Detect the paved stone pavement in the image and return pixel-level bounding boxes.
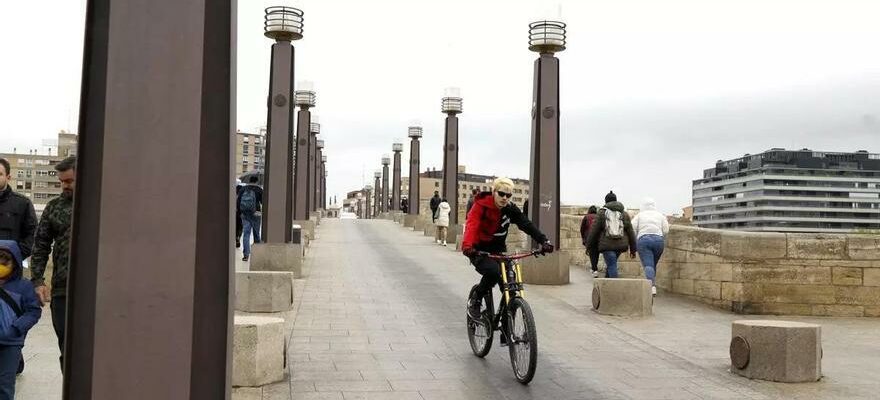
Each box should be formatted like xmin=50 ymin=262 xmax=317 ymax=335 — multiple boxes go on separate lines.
xmin=16 ymin=218 xmax=880 ymax=399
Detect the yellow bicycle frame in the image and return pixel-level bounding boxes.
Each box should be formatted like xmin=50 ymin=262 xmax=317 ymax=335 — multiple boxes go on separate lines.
xmin=500 ymin=261 xmax=526 ymax=305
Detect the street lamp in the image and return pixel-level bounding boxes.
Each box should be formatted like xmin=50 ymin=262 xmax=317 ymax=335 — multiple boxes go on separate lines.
xmin=407 ymin=124 xmax=423 ymax=216
xmin=321 ymin=153 xmax=327 ymax=210
xmin=316 ymin=139 xmax=324 ymax=211
xmin=381 ymin=155 xmax=391 ymax=213
xmin=373 ymin=171 xmax=382 ymax=217
xmin=308 ymin=115 xmax=320 ymax=213
xmin=527 ymin=20 xmax=566 ymax=249
xmin=293 ymin=81 xmax=315 ymax=221
xmin=441 ymin=87 xmax=462 ymax=225
xmin=392 ymin=141 xmax=403 ymax=213
xmin=264 ymin=6 xmax=304 ymax=41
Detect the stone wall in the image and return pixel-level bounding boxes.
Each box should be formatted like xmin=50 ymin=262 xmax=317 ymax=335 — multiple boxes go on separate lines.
xmin=556 ymin=215 xmax=880 ymax=317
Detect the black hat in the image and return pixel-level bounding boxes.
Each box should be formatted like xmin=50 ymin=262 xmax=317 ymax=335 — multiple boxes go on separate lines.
xmin=604 ymin=191 xmax=617 ymax=203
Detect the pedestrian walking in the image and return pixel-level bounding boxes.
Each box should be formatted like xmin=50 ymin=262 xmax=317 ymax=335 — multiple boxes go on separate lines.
xmin=234 ymin=181 xmax=244 ymax=248
xmin=435 ymin=198 xmax=451 ymax=246
xmin=429 ymin=191 xmax=441 ymax=223
xmin=585 ymin=191 xmax=637 ymax=279
xmin=631 ymin=198 xmax=669 ymax=296
xmin=238 ymin=175 xmax=263 ymax=262
xmin=580 ymin=205 xmax=600 ymax=278
xmin=400 ymin=197 xmax=409 ymax=214
xmin=31 ymin=156 xmax=76 ymax=369
xmin=465 ymin=188 xmax=478 ymax=218
xmin=0 ymin=158 xmax=37 ymax=260
xmin=0 ymin=241 xmax=41 ymax=399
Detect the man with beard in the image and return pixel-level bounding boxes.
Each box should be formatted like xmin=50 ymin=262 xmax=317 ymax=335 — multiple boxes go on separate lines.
xmin=31 ymin=156 xmax=76 ymax=369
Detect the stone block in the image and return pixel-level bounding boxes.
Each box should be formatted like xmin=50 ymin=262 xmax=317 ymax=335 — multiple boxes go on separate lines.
xmin=293 ymin=219 xmax=316 ymax=240
xmin=235 ymin=271 xmax=294 ymax=313
xmin=734 ymin=265 xmax=831 ymax=285
xmin=864 ymin=269 xmax=880 ymax=287
xmin=694 ymin=280 xmax=722 ymax=300
xmin=761 ymin=284 xmax=835 ymax=304
xmin=831 ymin=267 xmax=862 ymax=286
xmin=591 ymin=278 xmax=652 ymax=317
xmin=787 ymin=234 xmax=847 ymax=260
xmin=413 ymin=218 xmax=426 ymax=231
xmin=760 ymin=303 xmax=812 ymax=316
xmin=864 ymin=306 xmax=880 ymax=317
xmin=404 ymin=214 xmax=418 ymax=228
xmin=423 ymin=224 xmax=436 ymax=237
xmin=446 ymin=224 xmax=461 ymax=245
xmin=721 ymin=231 xmax=787 ymax=260
xmin=679 ymin=263 xmax=734 ymax=282
xmin=834 ymin=286 xmax=880 ymax=305
xmin=811 ymin=304 xmax=864 ymax=317
xmin=231 ymin=387 xmax=262 ymax=400
xmin=848 ymin=236 xmax=880 ymax=260
xmin=673 ymin=278 xmax=695 ymax=295
xmin=730 ymin=320 xmax=821 ymax=382
xmin=667 ymin=225 xmax=722 ymax=255
xmin=721 ymin=282 xmax=743 ymax=301
xmin=520 ymin=252 xmax=571 ymax=285
xmin=233 ymin=316 xmax=285 ymax=387
xmin=250 ymin=243 xmax=303 ymax=278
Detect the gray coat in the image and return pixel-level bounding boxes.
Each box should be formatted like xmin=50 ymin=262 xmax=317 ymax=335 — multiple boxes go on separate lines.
xmin=585 ymin=201 xmax=637 ymax=253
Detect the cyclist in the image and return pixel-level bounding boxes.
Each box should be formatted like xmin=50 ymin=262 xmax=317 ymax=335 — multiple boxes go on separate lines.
xmin=462 ymin=177 xmax=554 ymax=319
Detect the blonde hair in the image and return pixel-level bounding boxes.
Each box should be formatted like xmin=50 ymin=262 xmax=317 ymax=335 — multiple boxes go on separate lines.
xmin=492 ymin=177 xmax=515 ymax=193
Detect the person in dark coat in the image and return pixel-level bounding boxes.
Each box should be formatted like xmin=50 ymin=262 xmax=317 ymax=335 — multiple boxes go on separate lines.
xmin=585 ymin=191 xmax=637 ymax=278
xmin=0 ymin=159 xmax=37 ymax=259
xmin=429 ymin=191 xmax=441 ymax=222
xmin=580 ymin=205 xmax=600 ymax=277
xmin=465 ymin=188 xmax=478 ymax=219
xmin=0 ymin=241 xmax=42 ymax=399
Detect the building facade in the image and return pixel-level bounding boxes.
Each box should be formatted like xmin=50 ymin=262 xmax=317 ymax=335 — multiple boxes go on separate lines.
xmin=0 ymin=131 xmax=78 ymax=214
xmin=692 ymin=149 xmax=880 ymax=233
xmin=398 ymin=166 xmax=530 ymax=219
xmin=235 ymin=128 xmax=266 ymax=178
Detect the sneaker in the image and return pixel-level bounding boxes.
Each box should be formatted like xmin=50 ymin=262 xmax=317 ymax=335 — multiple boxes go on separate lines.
xmin=467 ymin=297 xmax=482 ymax=320
xmin=235 ymin=240 xmax=241 ymax=248
xmin=442 ymin=241 xmax=447 ymax=246
xmin=651 ymin=286 xmax=657 ymax=296
xmin=591 ymin=270 xmax=599 ymax=278
xmin=242 ymin=255 xmax=249 ymax=262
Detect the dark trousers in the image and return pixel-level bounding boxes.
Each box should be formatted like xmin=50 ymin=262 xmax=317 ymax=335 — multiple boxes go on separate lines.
xmin=51 ymin=296 xmax=66 ymax=370
xmin=470 ymin=256 xmax=502 ymax=298
xmin=587 ymin=248 xmax=600 ymax=272
xmin=0 ymin=345 xmax=22 ymax=400
xmin=235 ymin=211 xmax=243 ymax=244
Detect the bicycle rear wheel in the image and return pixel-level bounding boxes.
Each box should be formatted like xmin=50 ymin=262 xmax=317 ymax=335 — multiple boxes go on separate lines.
xmin=506 ymin=297 xmax=537 ymax=384
xmin=466 ymin=285 xmax=493 ymax=358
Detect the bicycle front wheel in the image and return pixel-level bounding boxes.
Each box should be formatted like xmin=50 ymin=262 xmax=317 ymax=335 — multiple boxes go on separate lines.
xmin=506 ymin=297 xmax=537 ymax=384
xmin=467 ymin=285 xmax=493 ymax=358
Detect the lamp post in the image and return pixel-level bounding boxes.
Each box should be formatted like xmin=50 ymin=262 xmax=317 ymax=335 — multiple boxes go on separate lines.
xmin=308 ymin=117 xmax=320 ymax=213
xmin=392 ymin=141 xmax=403 ymax=213
xmin=316 ymin=139 xmax=324 ymax=210
xmin=381 ymin=155 xmax=391 ymax=213
xmin=262 ymin=6 xmax=303 ymax=244
xmin=321 ymin=154 xmax=327 ymax=209
xmin=373 ymin=171 xmax=381 ymax=218
xmin=356 ymin=192 xmax=363 ymax=219
xmin=293 ymin=81 xmax=315 ymax=221
xmin=527 ymin=20 xmax=565 ymax=248
xmin=408 ymin=125 xmax=422 ymax=216
xmin=441 ymin=87 xmax=462 ymax=224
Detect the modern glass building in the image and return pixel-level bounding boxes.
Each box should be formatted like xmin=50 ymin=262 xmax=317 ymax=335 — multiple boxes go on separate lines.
xmin=692 ymin=149 xmax=880 ymax=233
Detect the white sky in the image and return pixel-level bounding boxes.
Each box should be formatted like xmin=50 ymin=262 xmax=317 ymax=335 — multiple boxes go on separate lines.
xmin=1 ymin=0 xmax=878 ymax=213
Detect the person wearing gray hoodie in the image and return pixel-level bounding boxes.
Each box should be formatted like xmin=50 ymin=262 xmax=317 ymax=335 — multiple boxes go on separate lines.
xmin=631 ymin=198 xmax=670 ymax=296
xmin=585 ymin=191 xmax=637 ymax=278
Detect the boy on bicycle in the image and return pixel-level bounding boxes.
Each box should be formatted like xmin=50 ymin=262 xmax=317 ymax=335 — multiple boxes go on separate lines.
xmin=462 ymin=177 xmax=554 ymax=319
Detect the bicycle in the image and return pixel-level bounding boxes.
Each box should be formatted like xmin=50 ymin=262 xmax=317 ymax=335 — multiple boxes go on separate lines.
xmin=466 ymin=249 xmax=545 ymax=384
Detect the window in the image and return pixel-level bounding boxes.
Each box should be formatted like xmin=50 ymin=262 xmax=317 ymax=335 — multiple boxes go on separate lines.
xmin=36 ymin=170 xmax=49 ymax=177
xmin=16 ymin=171 xmax=23 ymax=178
xmin=24 ymin=182 xmax=31 ymax=190
xmin=16 ymin=182 xmax=23 ymax=190
xmin=35 ymin=181 xmax=47 ymax=188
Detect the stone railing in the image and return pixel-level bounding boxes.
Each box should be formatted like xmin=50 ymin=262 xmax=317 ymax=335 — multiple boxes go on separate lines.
xmin=556 ymin=214 xmax=880 ymax=317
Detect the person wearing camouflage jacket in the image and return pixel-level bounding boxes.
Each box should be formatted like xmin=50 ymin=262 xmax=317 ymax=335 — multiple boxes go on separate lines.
xmin=30 ymin=156 xmax=75 ymax=368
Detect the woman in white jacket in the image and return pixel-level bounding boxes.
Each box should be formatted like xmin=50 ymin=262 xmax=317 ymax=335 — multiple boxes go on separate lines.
xmin=435 ymin=199 xmax=451 ymax=246
xmin=631 ymin=198 xmax=669 ymax=296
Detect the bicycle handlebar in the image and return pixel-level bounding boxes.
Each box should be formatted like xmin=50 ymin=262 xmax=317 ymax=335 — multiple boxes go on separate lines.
xmin=476 ymin=249 xmax=547 ymax=260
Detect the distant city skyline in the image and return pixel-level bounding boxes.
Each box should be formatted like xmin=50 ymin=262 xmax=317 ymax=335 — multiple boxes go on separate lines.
xmin=2 ymin=0 xmax=878 ymax=214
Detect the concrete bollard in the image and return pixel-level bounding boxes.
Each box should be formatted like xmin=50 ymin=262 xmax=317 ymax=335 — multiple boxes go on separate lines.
xmin=424 ymin=223 xmax=437 ymax=238
xmin=233 ymin=316 xmax=285 ymax=387
xmin=730 ymin=320 xmax=822 ymax=382
xmin=293 ymin=219 xmax=315 ymax=242
xmin=404 ymin=214 xmax=418 ymax=228
xmin=235 ymin=271 xmax=294 ymax=313
xmin=413 ymin=218 xmax=426 ymax=231
xmin=519 ymin=252 xmax=571 ymax=285
xmin=250 ymin=243 xmax=302 ymax=278
xmin=591 ymin=278 xmax=652 ymax=317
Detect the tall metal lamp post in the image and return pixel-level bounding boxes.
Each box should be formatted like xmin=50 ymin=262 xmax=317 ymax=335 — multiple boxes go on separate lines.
xmin=308 ymin=116 xmax=320 ymax=213
xmin=373 ymin=171 xmax=381 ymax=217
xmin=441 ymin=87 xmax=462 ymax=224
xmin=293 ymin=81 xmax=315 ymax=221
xmin=381 ymin=155 xmax=391 ymax=213
xmin=321 ymin=154 xmax=327 ymax=209
xmin=316 ymin=139 xmax=324 ymax=210
xmin=407 ymin=124 xmax=422 ymax=216
xmin=392 ymin=141 xmax=403 ymax=213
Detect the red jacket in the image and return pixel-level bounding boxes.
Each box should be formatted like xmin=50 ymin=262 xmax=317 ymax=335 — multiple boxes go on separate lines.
xmin=462 ymin=192 xmax=547 ymax=254
xmin=580 ymin=213 xmax=596 ymax=246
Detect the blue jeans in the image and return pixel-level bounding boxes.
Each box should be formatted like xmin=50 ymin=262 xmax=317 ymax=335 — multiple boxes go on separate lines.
xmin=637 ymin=235 xmax=665 ymax=285
xmin=241 ymin=212 xmax=262 ymax=256
xmin=603 ymin=251 xmax=621 ymax=278
xmin=0 ymin=345 xmax=22 ymax=400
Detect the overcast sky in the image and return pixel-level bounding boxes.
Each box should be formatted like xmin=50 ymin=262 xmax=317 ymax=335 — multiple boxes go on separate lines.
xmin=1 ymin=0 xmax=878 ymax=213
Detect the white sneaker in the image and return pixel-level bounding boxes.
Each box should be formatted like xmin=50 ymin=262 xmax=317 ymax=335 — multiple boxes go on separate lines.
xmin=436 ymin=239 xmax=441 ymax=244
xmin=442 ymin=241 xmax=447 ymax=246
xmin=591 ymin=271 xmax=599 ymax=278
xmin=651 ymin=286 xmax=657 ymax=296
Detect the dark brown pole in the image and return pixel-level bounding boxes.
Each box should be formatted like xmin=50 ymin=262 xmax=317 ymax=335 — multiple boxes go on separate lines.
xmin=292 ymin=109 xmax=311 ymax=220
xmin=442 ymin=115 xmax=460 ymax=224
xmin=262 ymin=40 xmax=295 ymax=243
xmin=308 ymin=126 xmax=319 ymax=212
xmin=408 ymin=131 xmax=421 ymax=216
xmin=315 ymin=145 xmax=323 ymax=210
xmin=373 ymin=173 xmax=381 ymax=217
xmin=381 ymin=158 xmax=390 ymax=213
xmin=65 ymin=0 xmax=235 ymax=398
xmin=392 ymin=147 xmax=402 ymax=212
xmin=528 ymin=52 xmax=561 ymax=248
